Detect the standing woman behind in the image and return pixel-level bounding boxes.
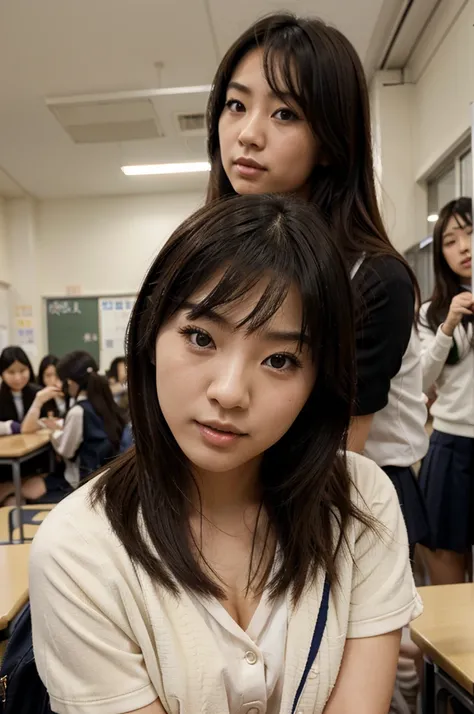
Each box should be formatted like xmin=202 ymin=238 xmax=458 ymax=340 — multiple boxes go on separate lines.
xmin=206 ymin=13 xmax=429 ymax=551
xmin=418 ymin=198 xmax=474 ymax=584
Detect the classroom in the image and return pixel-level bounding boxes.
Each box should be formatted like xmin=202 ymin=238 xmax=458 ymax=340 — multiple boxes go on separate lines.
xmin=0 ymin=1 xmax=473 ymax=713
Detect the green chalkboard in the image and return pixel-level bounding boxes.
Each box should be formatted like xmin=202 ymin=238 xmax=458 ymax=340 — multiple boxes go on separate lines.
xmin=46 ymin=298 xmax=100 ymax=363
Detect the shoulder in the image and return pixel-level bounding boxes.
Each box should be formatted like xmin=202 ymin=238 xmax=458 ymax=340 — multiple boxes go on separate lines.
xmin=66 ymin=402 xmax=85 ymax=421
xmin=30 ymin=476 xmax=120 ymax=573
xmin=345 ymin=451 xmax=401 ymax=526
xmin=355 ymin=255 xmax=413 ymax=295
xmin=418 ymin=301 xmax=431 ymax=325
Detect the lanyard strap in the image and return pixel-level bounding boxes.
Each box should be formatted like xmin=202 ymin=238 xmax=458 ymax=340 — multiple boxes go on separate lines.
xmin=291 ymin=575 xmax=330 ymax=714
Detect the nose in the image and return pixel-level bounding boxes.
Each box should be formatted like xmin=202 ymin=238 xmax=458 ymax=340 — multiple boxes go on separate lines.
xmin=460 ymin=234 xmax=471 ymax=254
xmin=238 ymin=111 xmax=266 ymax=150
xmin=206 ymin=358 xmax=250 ymax=411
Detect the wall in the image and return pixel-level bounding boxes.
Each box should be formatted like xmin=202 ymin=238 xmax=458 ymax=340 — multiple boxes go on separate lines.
xmin=371 ymin=0 xmax=474 ymax=253
xmin=37 ymin=192 xmax=204 ymax=297
xmin=0 ymin=197 xmax=9 ymax=285
xmin=408 ymin=0 xmax=474 ymax=181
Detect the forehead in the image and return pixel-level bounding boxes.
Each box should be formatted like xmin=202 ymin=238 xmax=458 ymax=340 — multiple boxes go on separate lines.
xmin=443 ymin=214 xmax=470 ymax=236
xmin=188 ymin=274 xmax=303 ymax=330
xmin=7 ymin=361 xmax=26 ymax=370
xmin=229 ymin=47 xmax=292 ymax=95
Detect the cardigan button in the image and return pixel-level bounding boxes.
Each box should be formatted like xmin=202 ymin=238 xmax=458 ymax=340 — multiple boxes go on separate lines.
xmin=245 ymin=650 xmax=258 ymax=665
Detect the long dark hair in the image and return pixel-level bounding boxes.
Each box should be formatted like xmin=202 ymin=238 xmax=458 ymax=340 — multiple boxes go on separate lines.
xmin=37 ymin=354 xmax=59 ymax=387
xmin=0 ymin=346 xmax=37 ymax=422
xmin=206 ymin=13 xmax=414 ymax=280
xmin=423 ymin=197 xmax=472 ymax=333
xmin=57 ymin=351 xmax=126 ymax=450
xmin=92 ymin=194 xmax=374 ymax=604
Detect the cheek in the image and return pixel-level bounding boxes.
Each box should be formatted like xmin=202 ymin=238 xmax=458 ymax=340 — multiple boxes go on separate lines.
xmin=218 ymin=116 xmax=232 ymax=161
xmin=260 ymin=373 xmax=315 ymax=441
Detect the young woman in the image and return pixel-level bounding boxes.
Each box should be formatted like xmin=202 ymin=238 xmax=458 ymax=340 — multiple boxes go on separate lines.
xmin=36 ymin=354 xmax=66 ymax=418
xmin=23 ymin=351 xmax=127 ymax=487
xmin=0 ymin=346 xmax=46 ymax=505
xmin=418 ymin=197 xmax=474 ymax=584
xmin=30 ymin=196 xmax=421 ymax=714
xmin=206 ymin=13 xmax=429 ymax=552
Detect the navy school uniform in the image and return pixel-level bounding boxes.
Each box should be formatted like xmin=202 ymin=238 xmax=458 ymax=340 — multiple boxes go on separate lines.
xmin=351 ymin=255 xmax=430 ymax=548
xmin=418 ymin=301 xmax=474 ymax=552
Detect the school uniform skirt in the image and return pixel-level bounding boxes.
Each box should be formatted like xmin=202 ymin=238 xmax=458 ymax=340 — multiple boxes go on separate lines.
xmin=419 ymin=430 xmax=474 ymax=553
xmin=382 ymin=465 xmax=431 ymax=549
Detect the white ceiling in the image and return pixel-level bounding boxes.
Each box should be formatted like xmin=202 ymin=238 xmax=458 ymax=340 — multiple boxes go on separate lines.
xmin=0 ymin=0 xmax=392 ymax=199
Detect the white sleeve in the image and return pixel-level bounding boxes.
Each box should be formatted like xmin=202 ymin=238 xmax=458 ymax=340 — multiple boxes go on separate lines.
xmin=51 ymin=406 xmax=84 ymax=460
xmin=29 ymin=505 xmax=157 ymax=714
xmin=346 ymin=454 xmax=423 ymax=638
xmin=0 ymin=420 xmax=13 ymax=436
xmin=418 ymin=304 xmax=453 ymax=391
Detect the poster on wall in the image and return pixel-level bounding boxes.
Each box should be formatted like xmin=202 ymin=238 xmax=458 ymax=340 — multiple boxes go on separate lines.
xmin=99 ymin=296 xmax=135 ymax=373
xmin=14 ymin=304 xmax=37 ymax=355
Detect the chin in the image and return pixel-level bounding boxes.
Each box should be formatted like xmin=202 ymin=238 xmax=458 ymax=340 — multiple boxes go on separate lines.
xmin=231 ymin=179 xmax=269 ymax=195
xmin=178 ymin=443 xmax=252 ymax=474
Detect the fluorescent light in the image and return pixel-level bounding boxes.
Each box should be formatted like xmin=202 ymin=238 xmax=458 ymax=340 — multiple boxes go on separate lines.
xmin=427 ymin=213 xmax=439 ymax=223
xmin=420 ymin=236 xmax=433 ymax=249
xmin=121 ymin=162 xmax=211 ymax=176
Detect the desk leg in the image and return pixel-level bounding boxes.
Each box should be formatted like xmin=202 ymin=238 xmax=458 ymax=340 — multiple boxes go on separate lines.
xmin=49 ymin=445 xmax=55 ymax=474
xmin=12 ymin=461 xmax=24 ymax=543
xmin=423 ymin=657 xmax=435 ymax=714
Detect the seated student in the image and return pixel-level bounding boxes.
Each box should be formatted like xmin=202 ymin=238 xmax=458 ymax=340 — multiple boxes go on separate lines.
xmin=37 ymin=354 xmax=66 ymax=418
xmin=25 ymin=351 xmax=127 ymax=488
xmin=107 ymin=356 xmax=126 ymax=391
xmin=30 ymin=196 xmax=421 ymax=714
xmin=0 ymin=346 xmax=46 ymax=505
xmin=107 ymin=354 xmax=129 ymax=420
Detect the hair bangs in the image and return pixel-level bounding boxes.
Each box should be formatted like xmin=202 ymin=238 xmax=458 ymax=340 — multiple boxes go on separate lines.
xmin=261 ymin=31 xmax=309 ymax=119
xmin=192 ymin=261 xmax=298 ymax=329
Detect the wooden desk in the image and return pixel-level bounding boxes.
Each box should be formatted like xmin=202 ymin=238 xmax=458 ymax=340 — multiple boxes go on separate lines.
xmin=411 ymin=584 xmax=474 ymax=713
xmin=0 ymin=432 xmax=52 ymax=543
xmin=0 ymin=432 xmax=51 ymax=459
xmin=0 ymin=504 xmax=55 ymax=542
xmin=0 ymin=543 xmax=30 ymax=640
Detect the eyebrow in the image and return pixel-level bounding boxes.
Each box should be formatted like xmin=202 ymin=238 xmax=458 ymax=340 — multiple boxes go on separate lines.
xmin=227 ymin=80 xmax=294 ymax=103
xmin=182 ymin=301 xmax=309 ymax=346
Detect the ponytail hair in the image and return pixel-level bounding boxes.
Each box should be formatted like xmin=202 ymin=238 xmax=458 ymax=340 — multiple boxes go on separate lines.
xmin=57 ymin=351 xmax=126 ymax=451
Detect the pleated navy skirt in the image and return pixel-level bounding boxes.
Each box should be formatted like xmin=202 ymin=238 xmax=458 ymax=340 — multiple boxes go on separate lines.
xmin=419 ymin=429 xmax=474 ymax=553
xmin=382 ymin=465 xmax=431 ymax=549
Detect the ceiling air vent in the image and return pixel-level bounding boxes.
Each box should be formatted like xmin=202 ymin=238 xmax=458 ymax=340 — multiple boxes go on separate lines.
xmin=176 ymin=112 xmax=206 ymax=136
xmin=47 ymin=98 xmax=164 ymax=144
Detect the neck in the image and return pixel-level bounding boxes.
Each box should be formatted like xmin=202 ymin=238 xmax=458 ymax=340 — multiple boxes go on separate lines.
xmin=190 ymin=457 xmax=262 ymax=520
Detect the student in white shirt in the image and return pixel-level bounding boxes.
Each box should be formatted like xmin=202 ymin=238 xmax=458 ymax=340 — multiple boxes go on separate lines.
xmin=0 ymin=346 xmax=46 ymax=505
xmin=23 ymin=351 xmax=127 ymax=488
xmin=30 ymin=195 xmax=421 ymax=714
xmin=418 ymin=197 xmax=474 ymax=584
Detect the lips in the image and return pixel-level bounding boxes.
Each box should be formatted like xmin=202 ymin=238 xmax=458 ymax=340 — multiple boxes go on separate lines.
xmin=199 ymin=420 xmax=246 ymax=436
xmin=234 ymin=157 xmax=266 ymax=171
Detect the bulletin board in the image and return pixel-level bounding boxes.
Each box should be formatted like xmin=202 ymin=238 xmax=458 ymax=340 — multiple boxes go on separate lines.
xmin=46 ymin=297 xmax=100 ymax=364
xmin=98 ymin=295 xmax=135 ymax=372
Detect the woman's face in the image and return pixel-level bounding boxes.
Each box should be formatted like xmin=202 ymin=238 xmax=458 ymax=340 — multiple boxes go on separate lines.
xmin=218 ymin=48 xmax=320 ymax=197
xmin=66 ymin=379 xmax=80 ymax=398
xmin=2 ymin=360 xmax=30 ymax=392
xmin=43 ymin=364 xmax=60 ymax=388
xmin=116 ymin=361 xmax=127 ymax=384
xmin=441 ymin=214 xmax=472 ymax=280
xmin=155 ymin=277 xmax=316 ymax=479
